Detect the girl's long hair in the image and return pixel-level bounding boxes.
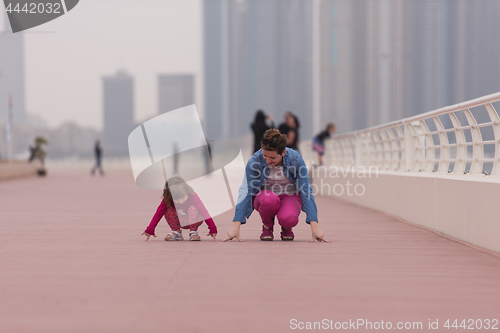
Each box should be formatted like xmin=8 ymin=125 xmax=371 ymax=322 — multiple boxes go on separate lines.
xmin=162 ymin=176 xmax=195 ymax=207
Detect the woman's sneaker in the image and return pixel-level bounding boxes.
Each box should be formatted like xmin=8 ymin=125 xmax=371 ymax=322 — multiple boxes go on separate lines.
xmin=280 ymin=227 xmax=294 ymax=241
xmin=260 ymin=225 xmax=274 ymax=241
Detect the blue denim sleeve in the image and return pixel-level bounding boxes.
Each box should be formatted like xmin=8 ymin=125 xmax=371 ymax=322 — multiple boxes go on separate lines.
xmin=233 ymin=154 xmax=261 ymax=224
xmin=295 ymin=154 xmax=318 ymax=224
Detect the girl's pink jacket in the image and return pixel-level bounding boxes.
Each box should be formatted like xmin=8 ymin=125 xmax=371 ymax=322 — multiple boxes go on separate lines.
xmin=145 ymin=193 xmax=217 ymax=236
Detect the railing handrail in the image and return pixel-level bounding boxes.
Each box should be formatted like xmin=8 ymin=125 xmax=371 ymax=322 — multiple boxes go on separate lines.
xmin=324 ymin=91 xmax=500 ymax=176
xmin=332 ymin=91 xmax=500 ymax=140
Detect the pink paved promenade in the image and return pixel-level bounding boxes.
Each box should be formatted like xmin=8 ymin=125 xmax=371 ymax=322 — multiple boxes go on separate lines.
xmin=1 ymin=169 xmax=500 ymax=333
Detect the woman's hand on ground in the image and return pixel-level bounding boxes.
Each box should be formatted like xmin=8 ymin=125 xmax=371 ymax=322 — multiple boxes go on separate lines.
xmin=141 ymin=231 xmax=156 ymax=241
xmin=207 ymin=233 xmax=217 ymax=241
xmin=222 ymin=222 xmax=243 ymax=242
xmin=309 ymin=222 xmax=330 ymax=243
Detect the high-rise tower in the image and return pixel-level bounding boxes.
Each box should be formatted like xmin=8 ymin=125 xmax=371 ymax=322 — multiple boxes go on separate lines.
xmin=102 ymin=70 xmax=134 ymax=155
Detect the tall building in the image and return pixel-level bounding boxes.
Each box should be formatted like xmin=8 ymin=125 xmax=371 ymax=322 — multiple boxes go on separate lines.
xmin=319 ymin=0 xmax=405 ymax=132
xmin=0 ymin=12 xmax=26 ymax=125
xmin=319 ymin=0 xmax=500 ymax=132
xmin=421 ymin=0 xmax=450 ymax=113
xmin=158 ymin=74 xmax=195 ymax=114
xmin=319 ymin=0 xmax=359 ymax=132
xmin=244 ymin=0 xmax=314 ymax=139
xmin=203 ymin=0 xmax=314 ymax=141
xmin=102 ymin=70 xmax=134 ymax=155
xmin=403 ymin=0 xmax=500 ymax=120
xmin=366 ymin=0 xmax=405 ymax=126
xmin=203 ymin=0 xmax=244 ymax=140
xmin=449 ymin=0 xmax=500 ymax=106
xmin=401 ymin=0 xmax=451 ymax=120
xmin=205 ymin=0 xmax=500 ymax=140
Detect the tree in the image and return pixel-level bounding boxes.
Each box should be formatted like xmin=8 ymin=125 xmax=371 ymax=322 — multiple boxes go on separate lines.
xmin=29 ymin=136 xmax=49 ymax=170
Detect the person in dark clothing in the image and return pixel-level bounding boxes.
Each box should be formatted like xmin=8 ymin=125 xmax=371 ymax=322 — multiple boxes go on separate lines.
xmin=204 ymin=140 xmax=213 ymax=174
xmin=91 ymin=140 xmax=104 ymax=176
xmin=312 ymin=123 xmax=336 ymax=166
xmin=278 ymin=111 xmax=300 ymax=153
xmin=251 ymin=110 xmax=275 ymax=153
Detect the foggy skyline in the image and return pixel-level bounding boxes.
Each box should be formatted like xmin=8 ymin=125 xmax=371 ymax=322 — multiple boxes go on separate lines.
xmin=2 ymin=0 xmax=500 ymax=136
xmin=0 ymin=0 xmax=203 ymax=130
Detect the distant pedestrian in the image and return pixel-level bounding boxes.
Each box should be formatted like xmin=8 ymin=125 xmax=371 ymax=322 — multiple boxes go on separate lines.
xmin=91 ymin=140 xmax=104 ymax=176
xmin=204 ymin=140 xmax=213 ymax=174
xmin=278 ymin=111 xmax=300 ymax=153
xmin=251 ymin=110 xmax=274 ymax=153
xmin=312 ymin=123 xmax=336 ymax=167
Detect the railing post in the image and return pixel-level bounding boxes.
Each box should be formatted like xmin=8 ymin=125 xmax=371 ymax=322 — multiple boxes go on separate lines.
xmin=464 ymin=109 xmax=484 ymax=174
xmin=449 ymin=112 xmax=466 ymax=174
xmin=433 ymin=116 xmax=450 ymax=173
xmin=395 ymin=126 xmax=406 ymax=171
xmin=355 ymin=134 xmax=362 ymax=167
xmin=404 ymin=123 xmax=414 ymax=171
xmin=484 ymin=103 xmax=500 ymax=176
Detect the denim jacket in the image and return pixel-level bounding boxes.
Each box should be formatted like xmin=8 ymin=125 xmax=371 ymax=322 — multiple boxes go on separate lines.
xmin=233 ymin=148 xmax=318 ymax=224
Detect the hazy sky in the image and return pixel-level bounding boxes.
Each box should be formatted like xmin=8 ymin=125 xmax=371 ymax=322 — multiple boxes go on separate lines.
xmin=2 ymin=0 xmax=202 ymax=130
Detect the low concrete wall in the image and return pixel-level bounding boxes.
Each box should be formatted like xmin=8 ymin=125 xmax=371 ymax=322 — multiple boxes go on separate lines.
xmin=311 ymin=168 xmax=500 ymax=254
xmin=0 ymin=160 xmax=40 ymax=181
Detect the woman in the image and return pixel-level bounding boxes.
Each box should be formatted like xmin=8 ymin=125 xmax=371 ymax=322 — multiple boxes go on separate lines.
xmin=278 ymin=112 xmax=300 ymax=152
xmin=90 ymin=140 xmax=104 ymax=176
xmin=251 ymin=110 xmax=274 ymax=153
xmin=223 ymin=129 xmax=328 ymax=242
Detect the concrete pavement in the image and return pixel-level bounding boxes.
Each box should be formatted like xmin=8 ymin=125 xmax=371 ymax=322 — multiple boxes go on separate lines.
xmin=0 ymin=160 xmax=39 ymax=181
xmin=1 ymin=169 xmax=500 ymax=333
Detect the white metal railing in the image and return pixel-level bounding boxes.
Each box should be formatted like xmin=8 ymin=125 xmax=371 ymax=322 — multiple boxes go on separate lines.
xmin=323 ymin=92 xmax=500 ymax=176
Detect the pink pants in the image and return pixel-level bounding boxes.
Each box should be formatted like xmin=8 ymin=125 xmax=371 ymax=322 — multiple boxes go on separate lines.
xmin=253 ymin=189 xmax=302 ymax=229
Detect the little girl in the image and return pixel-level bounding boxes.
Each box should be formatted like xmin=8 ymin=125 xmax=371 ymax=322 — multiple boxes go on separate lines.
xmin=141 ymin=176 xmax=217 ymax=241
xmin=312 ymin=123 xmax=335 ymax=167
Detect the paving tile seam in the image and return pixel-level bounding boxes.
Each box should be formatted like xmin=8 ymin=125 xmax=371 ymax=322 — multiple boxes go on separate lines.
xmin=125 ymin=241 xmax=200 ymax=331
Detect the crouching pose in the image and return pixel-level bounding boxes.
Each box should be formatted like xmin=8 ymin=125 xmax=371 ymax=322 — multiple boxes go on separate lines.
xmin=142 ymin=176 xmax=217 ymax=241
xmin=223 ymin=129 xmax=328 ymax=242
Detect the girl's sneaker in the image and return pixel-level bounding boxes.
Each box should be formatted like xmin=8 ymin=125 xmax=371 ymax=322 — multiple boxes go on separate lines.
xmin=260 ymin=225 xmax=274 ymax=241
xmin=189 ymin=230 xmax=201 ymax=241
xmin=165 ymin=230 xmax=183 ymax=241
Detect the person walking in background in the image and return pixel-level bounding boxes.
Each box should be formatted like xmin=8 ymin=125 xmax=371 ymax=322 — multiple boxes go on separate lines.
xmin=278 ymin=111 xmax=300 ymax=153
xmin=142 ymin=176 xmax=218 ymax=241
xmin=204 ymin=140 xmax=213 ymax=174
xmin=251 ymin=110 xmax=274 ymax=153
xmin=312 ymin=123 xmax=336 ymax=167
xmin=91 ymin=140 xmax=104 ymax=176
